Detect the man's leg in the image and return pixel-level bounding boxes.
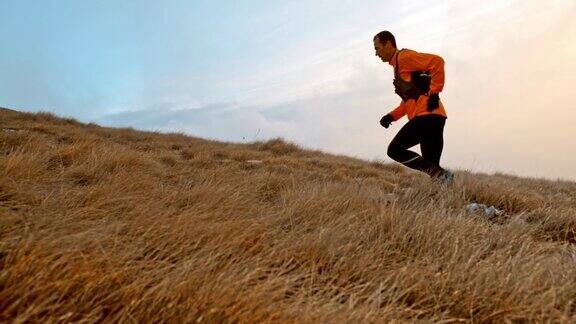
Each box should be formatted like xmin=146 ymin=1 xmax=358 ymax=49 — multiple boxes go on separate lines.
xmin=420 ymin=115 xmax=447 ymax=178
xmin=387 ymin=118 xmax=436 ymax=174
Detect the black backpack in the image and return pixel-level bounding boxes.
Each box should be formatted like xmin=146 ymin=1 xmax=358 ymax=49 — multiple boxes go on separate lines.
xmin=393 ymin=49 xmax=431 ymax=102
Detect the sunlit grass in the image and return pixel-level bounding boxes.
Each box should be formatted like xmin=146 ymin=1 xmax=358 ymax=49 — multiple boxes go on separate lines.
xmin=1 ymin=107 xmax=575 ymax=322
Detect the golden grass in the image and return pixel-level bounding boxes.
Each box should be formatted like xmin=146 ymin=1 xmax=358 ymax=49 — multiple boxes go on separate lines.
xmin=1 ymin=107 xmax=576 ymax=322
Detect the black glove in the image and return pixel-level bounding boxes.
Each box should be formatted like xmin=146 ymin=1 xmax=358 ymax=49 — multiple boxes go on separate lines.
xmin=380 ymin=114 xmax=393 ymax=128
xmin=427 ymin=93 xmax=440 ymax=111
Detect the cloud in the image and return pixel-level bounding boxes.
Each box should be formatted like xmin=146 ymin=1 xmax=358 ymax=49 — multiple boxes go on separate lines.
xmin=438 ymin=0 xmax=576 ymax=180
xmin=96 ymin=60 xmax=399 ymax=159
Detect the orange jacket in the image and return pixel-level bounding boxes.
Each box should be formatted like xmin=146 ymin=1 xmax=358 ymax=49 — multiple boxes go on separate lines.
xmin=388 ymin=49 xmax=447 ymax=121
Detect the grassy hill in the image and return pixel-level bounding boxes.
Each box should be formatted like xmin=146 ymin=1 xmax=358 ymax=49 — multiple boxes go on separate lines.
xmin=1 ymin=107 xmax=576 ymax=322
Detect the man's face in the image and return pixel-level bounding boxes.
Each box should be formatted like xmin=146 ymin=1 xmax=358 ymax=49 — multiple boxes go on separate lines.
xmin=374 ymin=38 xmax=394 ymax=62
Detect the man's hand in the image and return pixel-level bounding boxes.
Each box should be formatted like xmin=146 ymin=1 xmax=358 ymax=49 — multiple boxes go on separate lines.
xmin=427 ymin=93 xmax=440 ymax=111
xmin=380 ymin=114 xmax=393 ymax=128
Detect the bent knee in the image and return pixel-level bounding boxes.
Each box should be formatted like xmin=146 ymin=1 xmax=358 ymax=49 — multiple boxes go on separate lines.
xmin=387 ymin=144 xmax=400 ymax=161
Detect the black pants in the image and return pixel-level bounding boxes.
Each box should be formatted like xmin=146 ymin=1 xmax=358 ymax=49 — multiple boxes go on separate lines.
xmin=387 ymin=114 xmax=446 ymax=177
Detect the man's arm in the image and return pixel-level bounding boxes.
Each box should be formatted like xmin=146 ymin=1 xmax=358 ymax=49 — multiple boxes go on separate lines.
xmin=388 ymin=101 xmax=407 ymax=121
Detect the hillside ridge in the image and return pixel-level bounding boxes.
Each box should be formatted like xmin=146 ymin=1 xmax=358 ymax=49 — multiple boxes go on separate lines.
xmin=1 ymin=107 xmax=576 ymax=322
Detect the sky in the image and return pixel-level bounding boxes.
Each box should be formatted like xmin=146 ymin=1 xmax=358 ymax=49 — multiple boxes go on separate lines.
xmin=1 ymin=0 xmax=575 ymax=181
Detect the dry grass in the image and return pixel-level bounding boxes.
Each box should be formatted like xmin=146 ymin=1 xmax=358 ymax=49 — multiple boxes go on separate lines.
xmin=1 ymin=107 xmax=576 ymax=323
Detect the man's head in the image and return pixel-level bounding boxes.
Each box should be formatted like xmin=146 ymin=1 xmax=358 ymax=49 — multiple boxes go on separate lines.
xmin=373 ymin=31 xmax=397 ymax=62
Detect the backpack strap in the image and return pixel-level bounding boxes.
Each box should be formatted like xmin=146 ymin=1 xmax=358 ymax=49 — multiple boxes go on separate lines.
xmin=394 ymin=49 xmax=405 ymax=76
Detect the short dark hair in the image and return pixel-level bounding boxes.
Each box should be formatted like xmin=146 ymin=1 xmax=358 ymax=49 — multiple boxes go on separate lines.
xmin=374 ymin=31 xmax=396 ymax=48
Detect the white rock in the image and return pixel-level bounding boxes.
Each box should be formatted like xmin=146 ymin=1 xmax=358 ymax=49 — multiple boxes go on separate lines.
xmin=465 ymin=202 xmax=503 ymax=218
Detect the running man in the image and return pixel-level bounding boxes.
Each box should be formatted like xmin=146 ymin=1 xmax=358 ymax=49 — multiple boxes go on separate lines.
xmin=374 ymin=30 xmax=454 ymax=184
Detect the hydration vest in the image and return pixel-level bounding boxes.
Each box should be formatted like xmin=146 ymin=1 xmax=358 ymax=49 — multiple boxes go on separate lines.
xmin=393 ymin=49 xmax=431 ymax=102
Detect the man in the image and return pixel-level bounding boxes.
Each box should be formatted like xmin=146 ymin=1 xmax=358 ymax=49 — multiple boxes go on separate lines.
xmin=374 ymin=30 xmax=454 ymax=184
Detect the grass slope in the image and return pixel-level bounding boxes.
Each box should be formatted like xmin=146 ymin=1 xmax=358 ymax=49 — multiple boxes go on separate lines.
xmin=1 ymin=107 xmax=576 ymax=323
